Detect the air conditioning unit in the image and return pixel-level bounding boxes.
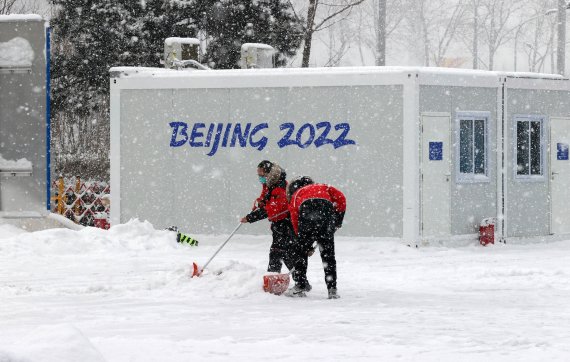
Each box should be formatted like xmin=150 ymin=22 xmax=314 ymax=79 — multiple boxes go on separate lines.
xmin=240 ymin=43 xmax=275 ymax=69
xmin=164 ymin=37 xmax=201 ymax=69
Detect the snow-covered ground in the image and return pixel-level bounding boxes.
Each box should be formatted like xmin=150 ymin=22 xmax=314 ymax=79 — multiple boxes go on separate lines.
xmin=1 ymin=219 xmax=570 ymax=361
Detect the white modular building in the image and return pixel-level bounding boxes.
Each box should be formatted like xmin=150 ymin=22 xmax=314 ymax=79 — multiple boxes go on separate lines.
xmin=0 ymin=15 xmax=49 ymax=217
xmin=109 ymin=66 xmax=570 ymax=245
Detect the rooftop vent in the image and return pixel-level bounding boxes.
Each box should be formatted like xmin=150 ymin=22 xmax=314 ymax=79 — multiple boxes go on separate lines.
xmin=240 ymin=43 xmax=275 ymax=69
xmin=164 ymin=37 xmax=207 ymax=70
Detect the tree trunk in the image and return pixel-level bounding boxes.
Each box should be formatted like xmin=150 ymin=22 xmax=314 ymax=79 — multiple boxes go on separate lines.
xmin=419 ymin=0 xmax=429 ymax=66
xmin=557 ymin=0 xmax=566 ymax=75
xmin=472 ymin=0 xmax=478 ymax=69
xmin=376 ymin=0 xmax=387 ymax=66
xmin=302 ymin=0 xmax=318 ymax=67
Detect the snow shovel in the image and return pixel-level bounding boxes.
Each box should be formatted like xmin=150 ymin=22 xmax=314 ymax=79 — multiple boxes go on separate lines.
xmin=263 ymin=242 xmax=318 ymax=295
xmin=192 ymin=223 xmax=242 ymax=277
xmin=263 ymin=268 xmax=294 ymax=295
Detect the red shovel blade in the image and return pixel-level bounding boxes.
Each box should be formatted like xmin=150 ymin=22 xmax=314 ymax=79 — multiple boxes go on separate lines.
xmin=192 ymin=262 xmax=202 ymax=277
xmin=263 ymin=273 xmax=291 ymax=295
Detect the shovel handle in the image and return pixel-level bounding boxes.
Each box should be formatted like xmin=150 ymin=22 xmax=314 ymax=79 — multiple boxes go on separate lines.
xmin=199 ymin=222 xmax=242 ymax=273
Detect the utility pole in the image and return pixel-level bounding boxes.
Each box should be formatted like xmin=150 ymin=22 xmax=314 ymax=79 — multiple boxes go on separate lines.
xmin=557 ymin=0 xmax=567 ymax=75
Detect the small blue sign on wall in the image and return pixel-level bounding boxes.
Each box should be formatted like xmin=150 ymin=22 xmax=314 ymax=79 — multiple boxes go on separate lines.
xmin=429 ymin=142 xmax=443 ymax=161
xmin=557 ymin=143 xmax=569 ymax=160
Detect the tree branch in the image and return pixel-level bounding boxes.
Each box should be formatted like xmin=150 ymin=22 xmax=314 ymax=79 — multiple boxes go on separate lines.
xmin=314 ymin=0 xmax=366 ymax=32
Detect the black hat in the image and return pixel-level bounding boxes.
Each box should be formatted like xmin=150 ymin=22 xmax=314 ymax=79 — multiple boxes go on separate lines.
xmin=257 ymin=160 xmax=273 ymax=173
xmin=287 ymin=176 xmax=314 ymax=199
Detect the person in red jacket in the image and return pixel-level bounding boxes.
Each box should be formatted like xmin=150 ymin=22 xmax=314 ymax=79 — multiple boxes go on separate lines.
xmin=240 ymin=160 xmax=296 ymax=273
xmin=285 ymin=176 xmax=346 ymax=299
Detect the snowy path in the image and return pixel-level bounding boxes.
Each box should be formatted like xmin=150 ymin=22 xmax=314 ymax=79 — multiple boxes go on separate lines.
xmin=1 ymin=220 xmax=570 ymax=361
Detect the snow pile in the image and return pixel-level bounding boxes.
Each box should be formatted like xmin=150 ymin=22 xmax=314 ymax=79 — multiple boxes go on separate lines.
xmin=2 ymin=220 xmax=570 ymax=360
xmin=0 ymin=219 xmax=179 ymax=256
xmin=0 ymin=37 xmax=34 ymax=68
xmin=0 ymin=153 xmax=32 ymax=171
xmin=0 ymin=325 xmax=105 ymax=362
xmin=0 ymin=223 xmax=28 ymax=237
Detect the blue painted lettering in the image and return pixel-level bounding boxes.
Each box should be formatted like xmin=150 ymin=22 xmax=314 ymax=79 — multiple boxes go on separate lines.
xmin=206 ymin=123 xmax=224 ymax=156
xmin=250 ymin=123 xmax=269 ymax=151
xmin=296 ymin=123 xmax=315 ymax=149
xmin=333 ymin=123 xmax=356 ymax=149
xmin=221 ymin=123 xmax=232 ymax=147
xmin=204 ymin=123 xmax=215 ymax=147
xmin=189 ymin=123 xmax=205 ymax=147
xmin=230 ymin=123 xmax=252 ymax=147
xmin=169 ymin=122 xmax=189 ymax=147
xmin=168 ymin=121 xmax=354 ymax=155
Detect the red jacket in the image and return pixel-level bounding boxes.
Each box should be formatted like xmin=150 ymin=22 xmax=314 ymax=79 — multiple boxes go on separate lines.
xmin=289 ymin=183 xmax=346 ymax=235
xmin=258 ymin=184 xmax=289 ymax=221
xmin=246 ymin=183 xmax=290 ymax=223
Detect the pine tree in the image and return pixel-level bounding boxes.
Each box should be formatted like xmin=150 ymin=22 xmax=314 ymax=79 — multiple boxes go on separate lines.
xmin=50 ymin=0 xmax=199 ymax=178
xmin=202 ymin=0 xmax=304 ymax=68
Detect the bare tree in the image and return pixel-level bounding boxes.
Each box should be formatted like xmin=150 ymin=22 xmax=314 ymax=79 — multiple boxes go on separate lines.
xmin=377 ymin=0 xmax=387 ymax=65
xmin=298 ymin=0 xmax=366 ymax=67
xmin=1 ymin=0 xmax=19 ymax=14
xmin=479 ymin=0 xmax=525 ymax=70
xmin=349 ymin=0 xmax=404 ymax=66
xmin=455 ymin=0 xmax=489 ymax=69
xmin=518 ymin=1 xmax=557 ymax=73
xmin=431 ymin=0 xmax=467 ymax=66
xmin=472 ymin=0 xmax=480 ymax=69
xmin=0 ymin=0 xmax=42 ymax=15
xmin=399 ymin=0 xmax=466 ymax=67
xmin=323 ymin=20 xmax=352 ymax=66
xmin=557 ymin=0 xmax=567 ymax=75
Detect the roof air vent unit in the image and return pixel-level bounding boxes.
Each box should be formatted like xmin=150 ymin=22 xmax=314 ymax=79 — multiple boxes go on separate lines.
xmin=240 ymin=43 xmax=275 ymax=69
xmin=164 ymin=37 xmax=204 ymax=70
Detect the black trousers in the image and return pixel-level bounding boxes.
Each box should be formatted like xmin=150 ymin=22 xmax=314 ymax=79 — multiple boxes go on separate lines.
xmin=268 ymin=218 xmax=296 ymax=273
xmin=290 ymin=199 xmax=337 ymax=290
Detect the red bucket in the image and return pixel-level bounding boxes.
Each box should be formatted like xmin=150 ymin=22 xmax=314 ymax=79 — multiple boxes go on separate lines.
xmin=94 ymin=212 xmax=110 ymax=230
xmin=479 ymin=218 xmax=495 ymax=246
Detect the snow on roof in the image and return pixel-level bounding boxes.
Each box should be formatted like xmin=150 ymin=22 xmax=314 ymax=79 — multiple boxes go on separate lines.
xmin=109 ymin=66 xmax=568 ymax=90
xmin=0 ymin=154 xmax=32 ymax=171
xmin=0 ymin=37 xmax=34 ymax=67
xmin=109 ymin=65 xmax=502 ymax=79
xmin=241 ymin=43 xmax=275 ymax=51
xmin=498 ymin=71 xmax=566 ymax=80
xmin=164 ymin=37 xmax=200 ymax=46
xmin=0 ymin=14 xmax=43 ymax=22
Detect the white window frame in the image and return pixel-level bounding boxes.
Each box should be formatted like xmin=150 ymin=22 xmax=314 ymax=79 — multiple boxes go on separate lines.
xmin=455 ymin=111 xmax=491 ymax=183
xmin=513 ymin=115 xmax=547 ymax=182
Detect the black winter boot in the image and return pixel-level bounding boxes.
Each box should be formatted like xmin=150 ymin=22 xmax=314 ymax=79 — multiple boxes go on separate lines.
xmin=328 ymin=288 xmax=340 ymax=299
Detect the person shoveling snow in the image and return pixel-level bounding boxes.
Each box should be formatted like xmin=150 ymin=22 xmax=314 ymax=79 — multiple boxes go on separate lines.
xmin=283 ymin=176 xmax=346 ymax=299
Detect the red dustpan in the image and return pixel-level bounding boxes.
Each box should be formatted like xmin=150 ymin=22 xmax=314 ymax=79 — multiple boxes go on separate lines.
xmin=263 ymin=268 xmax=294 ymax=295
xmin=192 ymin=262 xmax=202 ymax=277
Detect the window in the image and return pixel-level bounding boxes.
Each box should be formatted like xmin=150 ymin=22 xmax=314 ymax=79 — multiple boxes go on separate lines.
xmin=456 ymin=112 xmax=489 ymax=182
xmin=515 ymin=117 xmax=544 ymax=177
